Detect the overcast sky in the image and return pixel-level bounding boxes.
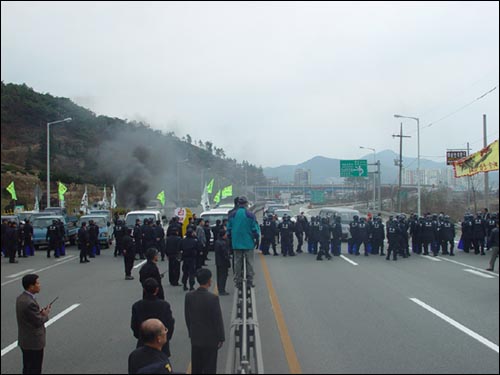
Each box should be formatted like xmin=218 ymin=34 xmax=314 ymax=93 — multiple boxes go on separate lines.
xmin=2 ymin=1 xmax=499 ymax=168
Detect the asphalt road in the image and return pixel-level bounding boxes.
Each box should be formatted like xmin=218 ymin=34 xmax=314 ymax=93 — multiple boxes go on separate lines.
xmin=1 ymin=235 xmax=499 ymax=374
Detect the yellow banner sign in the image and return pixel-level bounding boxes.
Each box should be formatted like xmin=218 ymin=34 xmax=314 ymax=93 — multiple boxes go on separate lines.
xmin=453 ymin=139 xmax=499 ymax=178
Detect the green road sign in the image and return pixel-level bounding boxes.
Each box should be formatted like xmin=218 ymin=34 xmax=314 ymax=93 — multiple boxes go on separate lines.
xmin=340 ymin=159 xmax=368 ymax=177
xmin=310 ymin=190 xmax=325 ymax=204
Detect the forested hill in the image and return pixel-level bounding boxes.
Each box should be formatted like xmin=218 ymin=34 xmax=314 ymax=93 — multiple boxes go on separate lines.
xmin=1 ymin=82 xmax=266 ymax=208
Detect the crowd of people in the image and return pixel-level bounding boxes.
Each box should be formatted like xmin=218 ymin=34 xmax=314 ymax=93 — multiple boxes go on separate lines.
xmin=258 ymin=209 xmax=499 ymax=268
xmin=9 ymin=199 xmax=499 ymax=374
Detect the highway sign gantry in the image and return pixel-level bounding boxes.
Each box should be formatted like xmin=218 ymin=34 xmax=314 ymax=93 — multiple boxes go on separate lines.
xmin=340 ymin=159 xmax=368 ymax=177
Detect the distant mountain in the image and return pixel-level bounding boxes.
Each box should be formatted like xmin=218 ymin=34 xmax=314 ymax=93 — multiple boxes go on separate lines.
xmin=264 ymin=151 xmax=451 ymax=184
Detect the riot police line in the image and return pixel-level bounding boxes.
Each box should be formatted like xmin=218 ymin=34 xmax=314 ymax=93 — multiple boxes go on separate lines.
xmin=257 ymin=210 xmax=499 ymax=261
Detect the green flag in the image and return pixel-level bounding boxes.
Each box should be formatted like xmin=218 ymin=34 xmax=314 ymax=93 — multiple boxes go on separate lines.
xmin=6 ymin=181 xmax=17 ymax=200
xmin=221 ymin=185 xmax=233 ymax=198
xmin=156 ymin=190 xmax=165 ymax=206
xmin=206 ymin=178 xmax=214 ymax=194
xmin=58 ymin=182 xmax=68 ymax=201
xmin=213 ymin=190 xmax=221 ymax=204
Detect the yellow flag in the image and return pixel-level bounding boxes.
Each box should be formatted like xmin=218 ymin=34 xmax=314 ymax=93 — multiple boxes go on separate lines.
xmin=58 ymin=182 xmax=68 ymax=200
xmin=221 ymin=185 xmax=233 ymax=198
xmin=453 ymin=139 xmax=499 ymax=178
xmin=156 ymin=190 xmax=165 ymax=206
xmin=206 ymin=178 xmax=214 ymax=194
xmin=213 ymin=190 xmax=221 ymax=204
xmin=6 ymin=181 xmax=17 ymax=200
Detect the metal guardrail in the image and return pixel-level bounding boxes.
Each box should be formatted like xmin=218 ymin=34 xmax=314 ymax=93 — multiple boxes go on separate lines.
xmin=225 ymin=252 xmax=264 ymax=374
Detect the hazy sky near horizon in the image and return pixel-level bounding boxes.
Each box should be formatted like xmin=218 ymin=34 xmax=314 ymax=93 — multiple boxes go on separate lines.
xmin=2 ymin=1 xmax=499 ymax=167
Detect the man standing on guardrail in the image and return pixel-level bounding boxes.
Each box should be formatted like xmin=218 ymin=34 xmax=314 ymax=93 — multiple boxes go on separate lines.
xmin=227 ymin=196 xmax=260 ymax=288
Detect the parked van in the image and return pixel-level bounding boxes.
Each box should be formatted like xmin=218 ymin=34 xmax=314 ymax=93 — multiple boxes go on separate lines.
xmin=79 ymin=214 xmax=113 ymax=249
xmin=125 ymin=210 xmax=166 ymax=232
xmin=200 ymin=207 xmax=232 ymax=249
xmin=318 ymin=207 xmax=360 ymax=241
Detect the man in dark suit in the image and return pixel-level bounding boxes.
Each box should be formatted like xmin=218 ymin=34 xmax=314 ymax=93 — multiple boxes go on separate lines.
xmin=184 ymin=269 xmax=225 ymax=374
xmin=131 ymin=278 xmax=175 ymax=357
xmin=16 ymin=274 xmax=51 ymax=374
xmin=139 ymin=248 xmax=165 ymax=300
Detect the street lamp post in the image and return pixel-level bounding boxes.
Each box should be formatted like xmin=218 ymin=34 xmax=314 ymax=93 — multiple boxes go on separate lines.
xmin=394 ymin=114 xmax=420 ymax=217
xmin=360 ymin=146 xmax=376 ymax=211
xmin=47 ymin=118 xmax=72 ymax=208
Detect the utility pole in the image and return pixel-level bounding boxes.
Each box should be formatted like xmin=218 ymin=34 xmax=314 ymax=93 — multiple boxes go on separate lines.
xmin=393 ymin=123 xmax=411 ymax=212
xmin=466 ymin=142 xmax=471 ymax=210
xmin=376 ymin=160 xmax=381 ymax=211
xmin=483 ymin=114 xmax=489 ymax=211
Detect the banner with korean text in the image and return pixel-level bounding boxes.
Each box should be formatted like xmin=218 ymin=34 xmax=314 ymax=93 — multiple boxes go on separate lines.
xmin=453 ymin=139 xmax=499 ymax=178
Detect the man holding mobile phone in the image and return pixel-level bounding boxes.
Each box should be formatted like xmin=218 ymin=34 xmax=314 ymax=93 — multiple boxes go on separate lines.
xmin=16 ymin=274 xmax=51 ymax=374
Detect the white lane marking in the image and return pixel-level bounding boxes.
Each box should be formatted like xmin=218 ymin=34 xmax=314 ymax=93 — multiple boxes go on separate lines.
xmin=410 ymin=298 xmax=499 ymax=353
xmin=1 ymin=303 xmax=80 ymax=357
xmin=6 ymin=269 xmax=35 ymax=278
xmin=437 ymin=256 xmax=498 ymax=277
xmin=419 ymin=254 xmax=442 ymax=262
xmin=340 ymin=255 xmax=358 ymax=266
xmin=1 ymin=256 xmax=77 ymax=287
xmin=463 ymin=269 xmax=495 ymax=279
xmin=133 ymin=260 xmax=147 ymax=269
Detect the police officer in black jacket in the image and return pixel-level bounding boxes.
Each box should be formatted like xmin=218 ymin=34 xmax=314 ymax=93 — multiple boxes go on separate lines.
xmin=133 ymin=219 xmax=144 ymax=260
xmin=440 ymin=215 xmax=455 ymax=256
xmin=331 ymin=215 xmax=343 ymax=256
xmin=113 ymin=219 xmax=126 ymax=257
xmin=386 ymin=217 xmax=399 ymax=261
xmin=180 ymin=229 xmax=202 ymax=291
xmin=78 ymin=222 xmax=90 ymax=263
xmin=317 ymin=217 xmax=332 ymax=261
xmin=46 ymin=219 xmax=59 ymax=258
xmin=371 ymin=216 xmax=385 ymax=256
xmin=472 ymin=213 xmax=486 ymax=255
xmin=6 ymin=221 xmax=19 ymax=263
xmin=165 ymin=229 xmax=182 ymax=286
xmin=23 ymin=219 xmax=34 ymax=256
xmin=123 ymin=228 xmax=136 ymax=279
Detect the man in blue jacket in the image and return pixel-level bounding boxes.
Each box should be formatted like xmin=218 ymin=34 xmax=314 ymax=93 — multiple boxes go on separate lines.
xmin=227 ymin=196 xmax=260 ymax=288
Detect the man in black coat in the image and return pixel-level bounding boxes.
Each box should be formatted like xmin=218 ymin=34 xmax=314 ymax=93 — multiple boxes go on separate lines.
xmin=78 ymin=222 xmax=90 ymax=263
xmin=23 ymin=219 xmax=34 ymax=256
xmin=165 ymin=229 xmax=182 ymax=286
xmin=131 ymin=278 xmax=175 ymax=357
xmin=123 ymin=229 xmax=136 ymax=280
xmin=180 ymin=228 xmax=202 ymax=291
xmin=185 ymin=269 xmax=225 ymax=374
xmin=139 ymin=248 xmax=165 ymax=300
xmin=214 ymin=230 xmax=231 ymax=295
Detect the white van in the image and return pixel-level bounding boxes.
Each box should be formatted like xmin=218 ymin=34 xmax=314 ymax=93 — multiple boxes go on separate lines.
xmin=318 ymin=207 xmax=360 ymax=241
xmin=125 ymin=210 xmax=166 ymax=232
xmin=200 ymin=207 xmax=232 ymax=248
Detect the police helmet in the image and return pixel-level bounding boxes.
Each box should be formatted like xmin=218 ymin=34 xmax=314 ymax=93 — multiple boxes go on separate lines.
xmin=52 ymin=219 xmax=58 ymax=224
xmin=353 ymin=215 xmax=359 ymax=221
xmin=444 ymin=215 xmax=450 ymax=220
